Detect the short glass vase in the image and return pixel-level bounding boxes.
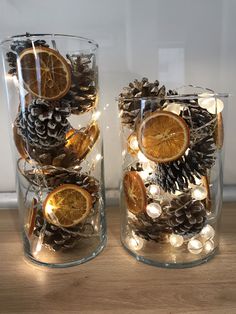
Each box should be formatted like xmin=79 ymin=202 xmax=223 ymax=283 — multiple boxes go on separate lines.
xmin=118 ymin=87 xmax=228 ymax=268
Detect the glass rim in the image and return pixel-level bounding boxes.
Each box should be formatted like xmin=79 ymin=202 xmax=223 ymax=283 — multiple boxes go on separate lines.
xmin=0 ymin=33 xmax=99 ymax=49
xmin=117 ymin=92 xmax=229 ymax=102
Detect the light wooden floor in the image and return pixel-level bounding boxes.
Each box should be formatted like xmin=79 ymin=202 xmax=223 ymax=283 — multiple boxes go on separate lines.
xmin=0 ymin=204 xmax=236 ymax=314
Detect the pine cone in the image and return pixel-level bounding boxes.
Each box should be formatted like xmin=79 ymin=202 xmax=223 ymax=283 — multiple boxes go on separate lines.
xmin=118 ymin=78 xmax=166 ymax=129
xmin=155 ymin=135 xmax=216 ymax=193
xmin=16 ymin=99 xmax=71 ymax=150
xmin=34 ymin=209 xmax=94 ymax=251
xmin=6 ymin=35 xmax=49 ymax=75
xmin=62 ymin=54 xmax=98 ymax=114
xmin=129 ymin=212 xmax=171 ymax=243
xmin=27 ymin=145 xmax=78 ymax=167
xmin=163 ymin=194 xmax=206 ymax=237
xmin=181 ymin=103 xmax=215 ymax=142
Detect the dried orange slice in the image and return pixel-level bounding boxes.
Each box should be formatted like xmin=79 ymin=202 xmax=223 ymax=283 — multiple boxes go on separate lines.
xmin=127 ymin=133 xmax=139 ymax=156
xmin=214 ymin=113 xmax=224 ymax=149
xmin=66 ymin=121 xmax=100 ymax=160
xmin=43 ymin=184 xmax=92 ymax=227
xmin=28 ymin=198 xmax=38 ymax=236
xmin=123 ymin=171 xmax=147 ymax=215
xmin=138 ymin=111 xmax=190 ymax=163
xmin=18 ymin=47 xmax=71 ymax=100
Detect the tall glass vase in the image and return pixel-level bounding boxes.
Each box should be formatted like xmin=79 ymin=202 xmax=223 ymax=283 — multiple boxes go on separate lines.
xmin=118 ymin=80 xmax=228 ymax=268
xmin=0 ymin=33 xmax=106 ymax=267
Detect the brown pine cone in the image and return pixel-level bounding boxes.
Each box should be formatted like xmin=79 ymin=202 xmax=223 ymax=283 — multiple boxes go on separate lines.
xmin=155 ymin=135 xmax=216 ymax=194
xmin=34 ymin=209 xmax=94 ymax=251
xmin=129 ymin=212 xmax=171 ymax=243
xmin=26 ymin=145 xmax=79 ymax=168
xmin=15 ymin=99 xmax=71 ymax=150
xmin=63 ymin=53 xmax=98 ymax=114
xmin=163 ymin=194 xmax=207 ymax=237
xmin=118 ymin=78 xmax=166 ymax=129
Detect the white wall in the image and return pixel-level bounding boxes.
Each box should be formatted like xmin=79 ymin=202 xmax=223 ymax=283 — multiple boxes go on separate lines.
xmin=0 ymin=0 xmax=235 ymax=191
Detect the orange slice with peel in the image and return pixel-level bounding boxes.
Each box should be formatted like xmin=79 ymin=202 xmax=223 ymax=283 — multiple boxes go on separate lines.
xmin=214 ymin=113 xmax=224 ymax=149
xmin=127 ymin=132 xmax=139 ymax=156
xmin=28 ymin=198 xmax=38 ymax=237
xmin=66 ymin=121 xmax=100 ymax=160
xmin=43 ymin=184 xmax=92 ymax=227
xmin=18 ymin=47 xmax=71 ymax=100
xmin=123 ymin=171 xmax=147 ymax=215
xmin=138 ymin=111 xmax=190 ymax=163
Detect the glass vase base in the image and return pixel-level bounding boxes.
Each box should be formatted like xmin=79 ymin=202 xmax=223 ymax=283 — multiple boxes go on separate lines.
xmin=23 ymin=234 xmax=107 ymax=268
xmin=122 ymin=242 xmax=218 ymax=269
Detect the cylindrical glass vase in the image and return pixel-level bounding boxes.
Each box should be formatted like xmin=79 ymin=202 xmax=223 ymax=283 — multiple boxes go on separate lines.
xmin=118 ymin=81 xmax=228 ymax=268
xmin=0 ymin=33 xmax=106 ymax=267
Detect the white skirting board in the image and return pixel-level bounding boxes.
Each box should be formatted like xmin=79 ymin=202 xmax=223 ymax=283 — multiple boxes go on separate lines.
xmin=0 ymin=186 xmax=235 ymax=209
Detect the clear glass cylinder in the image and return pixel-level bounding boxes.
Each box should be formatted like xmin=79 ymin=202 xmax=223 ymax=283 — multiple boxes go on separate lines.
xmin=0 ymin=33 xmax=106 ymax=267
xmin=118 ymin=86 xmax=228 ymax=268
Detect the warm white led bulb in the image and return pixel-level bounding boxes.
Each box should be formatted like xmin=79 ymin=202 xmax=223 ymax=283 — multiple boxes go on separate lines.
xmin=146 ymin=203 xmax=162 ymax=219
xmin=204 ymin=239 xmax=215 ymax=253
xmin=95 ymin=153 xmax=102 ymax=161
xmin=129 ymin=136 xmax=139 ymax=150
xmin=198 ymin=94 xmax=224 ymax=114
xmin=142 ymin=161 xmax=156 ymax=173
xmin=200 ymin=224 xmax=215 ymax=240
xmin=128 ymin=235 xmax=144 ymax=251
xmin=137 ymin=151 xmax=149 ymax=163
xmin=148 ymin=184 xmax=160 ymax=197
xmin=187 ymin=239 xmax=203 ymax=254
xmin=169 ymin=234 xmax=184 ymax=248
xmin=191 ymin=186 xmax=207 ymax=200
xmin=165 ymin=103 xmax=181 ymax=115
xmin=92 ymin=111 xmax=101 ymax=121
xmin=139 ymin=171 xmax=149 ymax=180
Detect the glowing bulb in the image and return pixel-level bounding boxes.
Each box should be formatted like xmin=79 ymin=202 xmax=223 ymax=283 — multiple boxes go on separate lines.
xmin=139 ymin=171 xmax=149 ymax=180
xmin=95 ymin=153 xmax=102 ymax=161
xmin=34 ymin=233 xmax=44 ymax=255
xmin=204 ymin=239 xmax=215 ymax=253
xmin=165 ymin=103 xmax=181 ymax=115
xmin=129 ymin=136 xmax=139 ymax=151
xmin=187 ymin=239 xmax=203 ymax=254
xmin=198 ymin=94 xmax=224 ymax=114
xmin=191 ymin=186 xmax=207 ymax=200
xmin=194 ymin=176 xmax=202 ymax=185
xmin=142 ymin=161 xmax=156 ymax=173
xmin=147 ymin=184 xmax=160 ymax=198
xmin=146 ymin=203 xmax=162 ymax=219
xmin=119 ymin=109 xmax=123 ymax=118
xmin=137 ymin=151 xmax=149 ymax=163
xmin=45 ymin=203 xmax=54 ymax=215
xmin=128 ymin=235 xmax=144 ymax=251
xmin=169 ymin=234 xmax=184 ymax=248
xmin=92 ymin=111 xmax=101 ymax=121
xmin=5 ymin=73 xmax=13 ymax=81
xmin=200 ymin=224 xmax=215 ymax=240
